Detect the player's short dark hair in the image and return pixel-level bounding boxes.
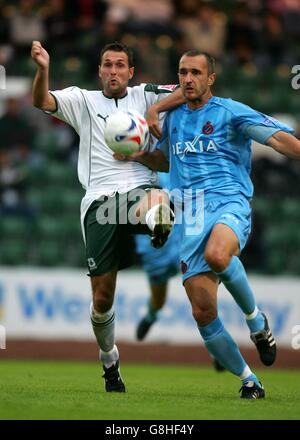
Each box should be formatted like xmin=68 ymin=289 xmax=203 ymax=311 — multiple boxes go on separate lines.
xmin=100 ymin=42 xmax=134 ymax=67
xmin=181 ymin=50 xmax=216 ymax=75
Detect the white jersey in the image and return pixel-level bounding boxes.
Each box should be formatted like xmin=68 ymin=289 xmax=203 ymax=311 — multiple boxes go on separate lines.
xmin=49 ymin=83 xmax=176 ymax=239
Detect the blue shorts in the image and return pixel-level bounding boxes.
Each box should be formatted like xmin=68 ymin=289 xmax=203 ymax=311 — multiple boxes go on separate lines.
xmin=180 ymin=197 xmax=252 ymax=283
xmin=135 ymin=227 xmax=180 ymax=285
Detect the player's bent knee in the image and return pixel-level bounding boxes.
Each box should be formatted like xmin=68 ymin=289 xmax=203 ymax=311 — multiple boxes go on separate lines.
xmin=148 ymin=189 xmax=169 ymax=207
xmin=91 ymin=273 xmax=116 ymax=313
xmin=92 ymin=285 xmax=114 ymax=313
xmin=204 ymin=249 xmax=229 ymax=273
xmin=192 ymin=307 xmax=217 ymax=327
xmin=93 ymin=296 xmax=113 ymax=314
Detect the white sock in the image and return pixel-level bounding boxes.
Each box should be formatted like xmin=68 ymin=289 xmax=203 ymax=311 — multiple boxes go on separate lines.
xmin=100 ymin=345 xmax=119 ymax=368
xmin=239 ymin=365 xmax=252 ymax=381
xmin=246 ymin=306 xmax=259 ymax=321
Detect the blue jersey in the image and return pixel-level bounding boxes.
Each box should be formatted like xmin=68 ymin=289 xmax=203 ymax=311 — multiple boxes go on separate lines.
xmin=158 ymin=96 xmax=294 ymax=200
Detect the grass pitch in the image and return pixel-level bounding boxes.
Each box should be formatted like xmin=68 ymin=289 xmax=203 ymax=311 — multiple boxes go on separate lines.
xmin=0 ymin=360 xmax=299 ymax=420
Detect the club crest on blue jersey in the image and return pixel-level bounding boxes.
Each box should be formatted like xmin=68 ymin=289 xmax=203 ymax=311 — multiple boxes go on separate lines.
xmin=202 ymin=121 xmax=214 ymax=135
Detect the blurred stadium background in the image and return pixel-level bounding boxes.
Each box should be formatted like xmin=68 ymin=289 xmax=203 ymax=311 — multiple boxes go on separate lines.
xmin=0 ymin=0 xmax=300 ymax=374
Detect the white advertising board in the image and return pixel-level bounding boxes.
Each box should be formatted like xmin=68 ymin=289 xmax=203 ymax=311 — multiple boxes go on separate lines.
xmin=0 ymin=268 xmax=299 ymax=347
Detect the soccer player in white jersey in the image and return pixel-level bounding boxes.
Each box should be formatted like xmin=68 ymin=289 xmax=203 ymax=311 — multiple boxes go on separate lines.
xmin=31 ymin=41 xmax=185 ymax=393
xmin=117 ymin=49 xmax=300 ymax=399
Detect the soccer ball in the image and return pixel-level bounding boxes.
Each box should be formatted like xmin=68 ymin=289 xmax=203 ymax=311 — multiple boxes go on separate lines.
xmin=104 ymin=110 xmax=149 ymax=155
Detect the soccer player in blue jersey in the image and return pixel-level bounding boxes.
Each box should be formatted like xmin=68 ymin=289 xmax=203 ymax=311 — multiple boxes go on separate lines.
xmin=115 ymin=49 xmax=300 ymax=398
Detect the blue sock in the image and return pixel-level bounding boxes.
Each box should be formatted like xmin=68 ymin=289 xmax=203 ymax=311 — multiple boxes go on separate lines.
xmin=215 ymin=256 xmax=265 ymax=333
xmin=198 ymin=317 xmax=247 ymax=376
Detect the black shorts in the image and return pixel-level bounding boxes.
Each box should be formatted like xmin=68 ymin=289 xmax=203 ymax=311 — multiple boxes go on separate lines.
xmin=84 ymin=185 xmax=160 ymax=276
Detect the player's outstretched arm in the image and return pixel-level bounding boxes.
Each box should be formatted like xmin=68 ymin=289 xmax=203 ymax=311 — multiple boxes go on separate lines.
xmin=267 ymin=130 xmax=300 ymax=159
xmin=146 ymin=88 xmax=184 ymax=139
xmin=31 ymin=41 xmax=56 ymax=111
xmin=113 ymin=150 xmax=169 ymax=172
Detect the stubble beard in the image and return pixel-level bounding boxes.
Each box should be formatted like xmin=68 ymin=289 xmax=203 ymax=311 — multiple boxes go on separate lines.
xmin=106 ymin=81 xmax=128 ymax=98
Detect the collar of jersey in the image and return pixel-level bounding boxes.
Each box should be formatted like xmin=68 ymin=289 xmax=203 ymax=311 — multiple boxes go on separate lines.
xmin=183 ymin=96 xmax=215 ymax=112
